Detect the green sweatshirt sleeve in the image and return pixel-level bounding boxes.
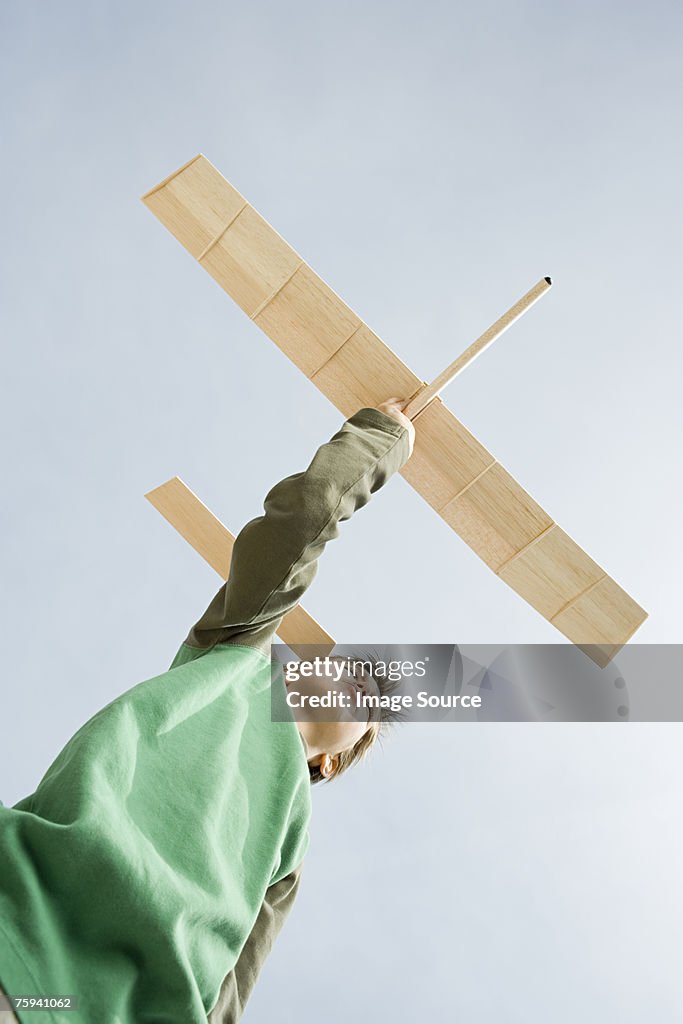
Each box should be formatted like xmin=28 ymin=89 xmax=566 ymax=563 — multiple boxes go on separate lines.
xmin=181 ymin=407 xmax=410 ymax=658
xmin=208 ymin=866 xmax=302 ymax=1023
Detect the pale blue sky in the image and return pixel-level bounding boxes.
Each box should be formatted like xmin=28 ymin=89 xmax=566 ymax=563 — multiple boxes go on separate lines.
xmin=1 ymin=2 xmax=681 ymax=1021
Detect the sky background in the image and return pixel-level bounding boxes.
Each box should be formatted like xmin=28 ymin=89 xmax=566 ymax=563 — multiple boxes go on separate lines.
xmin=1 ymin=1 xmax=682 ymax=1021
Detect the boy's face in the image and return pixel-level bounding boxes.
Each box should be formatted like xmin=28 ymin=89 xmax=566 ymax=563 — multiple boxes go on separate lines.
xmin=285 ymin=657 xmax=380 ymax=775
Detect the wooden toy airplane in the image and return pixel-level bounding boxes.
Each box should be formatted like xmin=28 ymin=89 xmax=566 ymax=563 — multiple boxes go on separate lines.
xmin=142 ymin=154 xmax=647 ymax=667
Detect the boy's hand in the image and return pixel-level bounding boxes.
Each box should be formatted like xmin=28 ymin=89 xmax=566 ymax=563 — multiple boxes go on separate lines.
xmin=375 ymin=397 xmax=415 ymax=456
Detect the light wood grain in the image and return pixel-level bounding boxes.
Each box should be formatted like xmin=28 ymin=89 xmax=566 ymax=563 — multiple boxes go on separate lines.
xmin=201 ymin=205 xmax=302 ymax=318
xmin=143 ymin=155 xmax=246 ymax=259
xmin=142 ymin=155 xmax=648 ymax=665
xmin=551 ymin=576 xmax=648 ymax=666
xmin=145 ymin=476 xmax=335 ymax=657
xmin=141 ymin=154 xmax=203 ymax=199
xmin=498 ymin=525 xmax=606 ymax=618
xmin=440 ymin=462 xmax=554 ymax=571
xmin=399 ymin=398 xmax=495 ymax=512
xmin=254 ymin=262 xmax=361 ymax=376
xmin=310 ymin=324 xmax=423 ymax=417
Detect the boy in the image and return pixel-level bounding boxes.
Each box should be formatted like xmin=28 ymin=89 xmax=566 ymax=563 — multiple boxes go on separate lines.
xmin=0 ymin=399 xmax=415 ymax=1024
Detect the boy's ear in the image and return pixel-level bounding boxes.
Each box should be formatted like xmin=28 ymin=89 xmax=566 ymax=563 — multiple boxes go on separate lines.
xmin=318 ymin=753 xmax=338 ymax=778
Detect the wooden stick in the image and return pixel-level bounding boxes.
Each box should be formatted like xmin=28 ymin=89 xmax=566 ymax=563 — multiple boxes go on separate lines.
xmin=403 ymin=276 xmax=552 ymax=419
xmin=145 ymin=476 xmax=336 ymax=657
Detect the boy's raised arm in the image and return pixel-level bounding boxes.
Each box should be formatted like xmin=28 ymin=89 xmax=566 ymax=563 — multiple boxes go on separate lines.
xmin=180 ymin=403 xmax=412 ymax=658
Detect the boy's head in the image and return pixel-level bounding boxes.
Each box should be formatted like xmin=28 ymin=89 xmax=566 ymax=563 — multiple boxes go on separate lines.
xmin=284 ymin=653 xmax=403 ymax=784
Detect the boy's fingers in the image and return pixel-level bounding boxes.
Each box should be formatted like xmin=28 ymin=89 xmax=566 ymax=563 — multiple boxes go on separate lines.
xmin=374 ymin=397 xmax=416 ymax=456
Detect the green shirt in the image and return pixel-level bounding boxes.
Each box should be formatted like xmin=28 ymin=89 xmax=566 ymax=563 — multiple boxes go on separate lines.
xmin=0 ymin=408 xmax=410 ymax=1023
